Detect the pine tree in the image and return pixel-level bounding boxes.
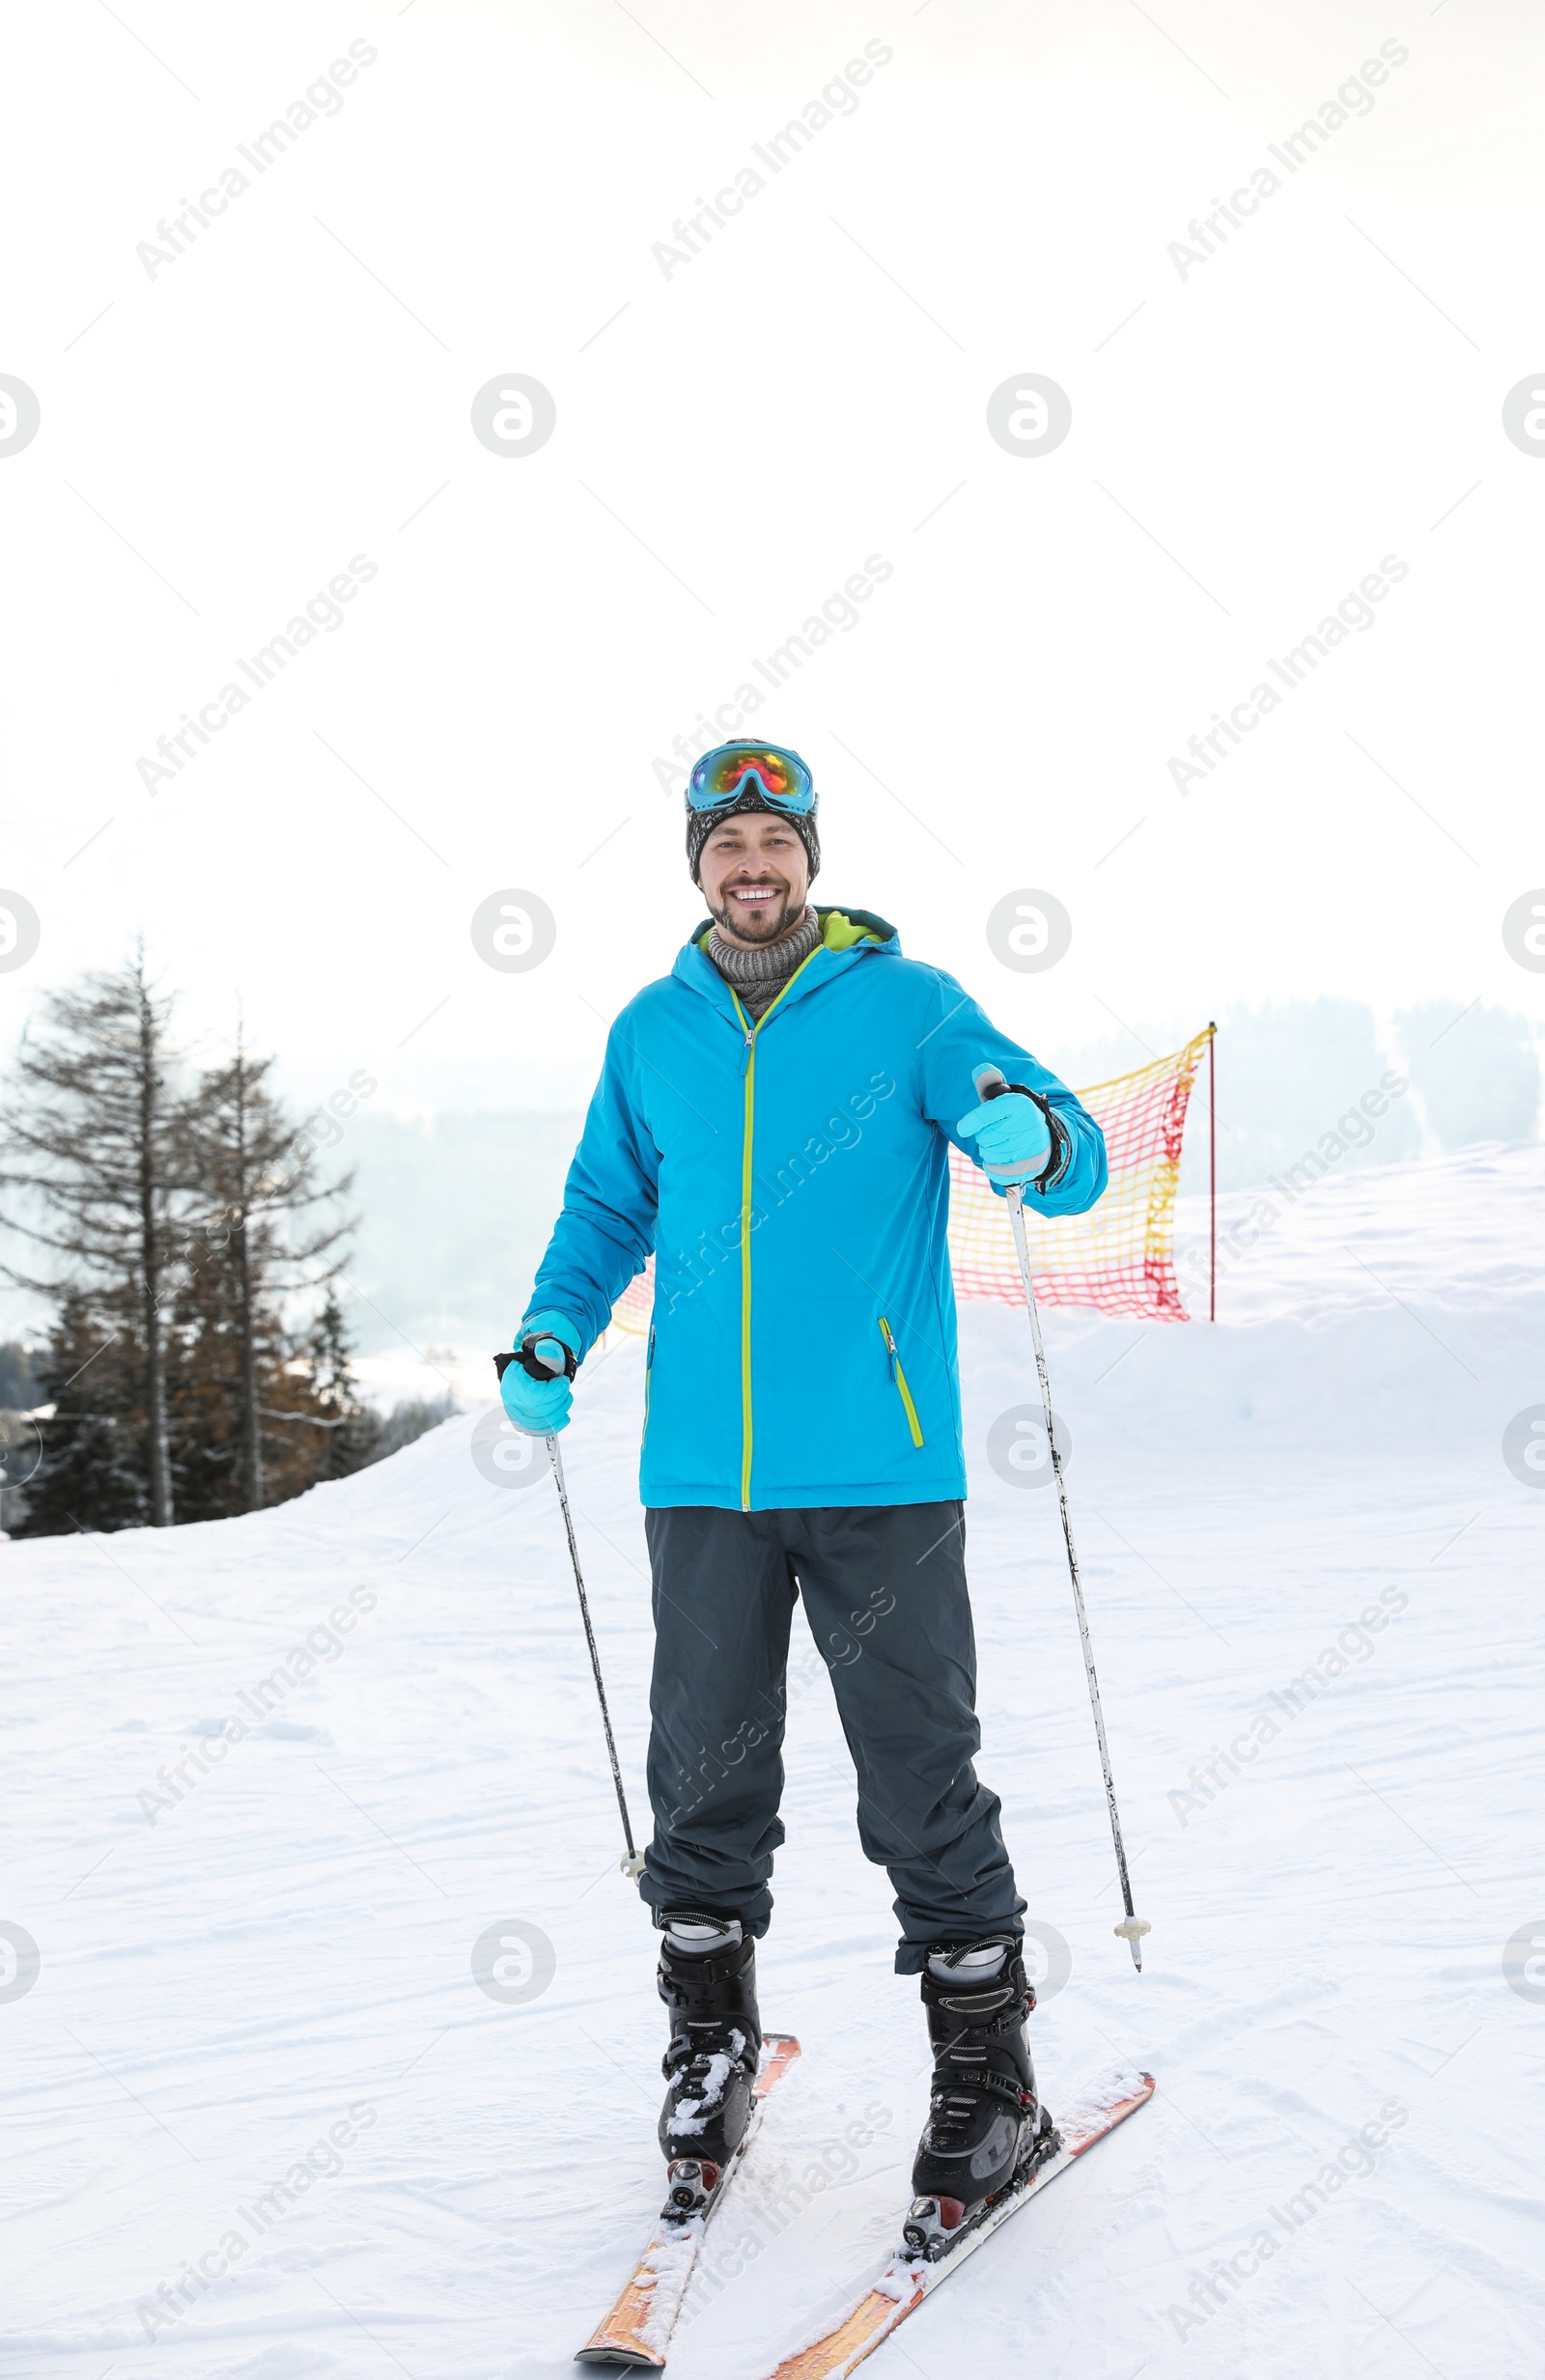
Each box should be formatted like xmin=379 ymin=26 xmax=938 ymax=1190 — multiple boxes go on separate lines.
xmin=17 ymin=1290 xmax=151 ymax=1535
xmin=0 ymin=955 xmax=190 ymax=1526
xmin=293 ymin=1289 xmax=382 ymax=1480
xmin=181 ymin=1041 xmax=352 ymax=1511
xmin=164 ymin=1226 xmax=325 ymax=1521
xmin=163 ymin=1229 xmax=248 ymax=1523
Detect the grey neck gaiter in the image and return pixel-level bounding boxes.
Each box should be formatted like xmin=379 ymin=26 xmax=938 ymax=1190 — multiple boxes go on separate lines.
xmin=707 ymin=906 xmax=822 ymax=1022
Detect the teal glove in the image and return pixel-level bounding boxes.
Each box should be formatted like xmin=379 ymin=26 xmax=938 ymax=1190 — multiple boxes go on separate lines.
xmin=500 ymin=1310 xmax=581 ymax=1434
xmin=955 ymin=1089 xmax=1052 ymax=1184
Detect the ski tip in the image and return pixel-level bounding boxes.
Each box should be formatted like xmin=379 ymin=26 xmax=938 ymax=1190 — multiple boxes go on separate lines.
xmin=576 ymin=2300 xmax=674 ymax=2367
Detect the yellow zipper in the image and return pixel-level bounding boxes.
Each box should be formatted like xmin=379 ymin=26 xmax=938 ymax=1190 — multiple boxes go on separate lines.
xmin=737 ymin=1028 xmax=755 ymax=1506
xmin=879 ymin=1316 xmax=925 ymax=1448
xmin=641 ymin=1325 xmax=656 ymax=1447
xmin=728 ymin=950 xmax=823 ymax=1510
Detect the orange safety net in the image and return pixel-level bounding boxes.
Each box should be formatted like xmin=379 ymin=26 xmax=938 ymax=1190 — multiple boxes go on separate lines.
xmin=607 ymin=1028 xmax=1211 ymax=1334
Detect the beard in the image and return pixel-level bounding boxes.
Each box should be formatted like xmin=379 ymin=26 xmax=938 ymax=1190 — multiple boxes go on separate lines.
xmin=709 ymin=880 xmax=806 ymax=946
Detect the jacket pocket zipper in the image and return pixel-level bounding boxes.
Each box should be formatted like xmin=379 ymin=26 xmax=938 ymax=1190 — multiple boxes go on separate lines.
xmin=878 ymin=1317 xmax=924 ymax=1448
xmin=642 ymin=1324 xmax=656 ymax=1447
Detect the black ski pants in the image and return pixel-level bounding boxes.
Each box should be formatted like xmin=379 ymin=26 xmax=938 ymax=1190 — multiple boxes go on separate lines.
xmin=637 ymin=1501 xmax=1025 ymax=1973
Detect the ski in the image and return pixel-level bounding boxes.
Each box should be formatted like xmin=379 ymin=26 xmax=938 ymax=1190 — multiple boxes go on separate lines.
xmin=576 ymin=2032 xmax=802 ymax=2368
xmin=758 ymin=2062 xmax=1155 ymax=2380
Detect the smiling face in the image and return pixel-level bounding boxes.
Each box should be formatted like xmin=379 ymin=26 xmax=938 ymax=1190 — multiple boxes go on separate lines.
xmin=697 ymin=810 xmax=811 ymax=948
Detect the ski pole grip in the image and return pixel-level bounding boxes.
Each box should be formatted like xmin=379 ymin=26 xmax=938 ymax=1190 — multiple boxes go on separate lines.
xmin=969 ymin=1065 xmax=1069 ymax=1197
xmin=493 ymin=1335 xmax=577 ymax=1386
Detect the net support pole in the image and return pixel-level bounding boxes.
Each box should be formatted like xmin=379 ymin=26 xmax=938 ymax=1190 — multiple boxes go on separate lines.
xmin=1208 ymin=1021 xmax=1217 ymax=1325
xmin=1000 ymin=1176 xmax=1150 ymax=1972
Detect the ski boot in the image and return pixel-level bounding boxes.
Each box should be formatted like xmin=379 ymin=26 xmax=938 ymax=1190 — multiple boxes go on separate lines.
xmin=905 ymin=1935 xmax=1057 ymax=2260
xmin=657 ymin=1912 xmax=762 ymax=2221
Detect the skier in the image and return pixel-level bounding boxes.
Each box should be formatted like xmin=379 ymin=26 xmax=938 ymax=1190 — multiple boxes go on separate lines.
xmin=502 ymin=741 xmax=1109 ymax=2224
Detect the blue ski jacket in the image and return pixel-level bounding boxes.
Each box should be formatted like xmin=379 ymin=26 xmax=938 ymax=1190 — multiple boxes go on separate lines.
xmin=523 ymin=909 xmax=1108 ymax=1511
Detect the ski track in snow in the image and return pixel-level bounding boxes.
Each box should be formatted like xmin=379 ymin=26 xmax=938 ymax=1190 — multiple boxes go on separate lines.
xmin=6 ymin=1145 xmax=1545 ymax=2378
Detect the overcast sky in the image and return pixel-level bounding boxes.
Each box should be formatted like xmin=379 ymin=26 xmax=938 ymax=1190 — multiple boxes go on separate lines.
xmin=3 ymin=0 xmax=1543 ymax=1118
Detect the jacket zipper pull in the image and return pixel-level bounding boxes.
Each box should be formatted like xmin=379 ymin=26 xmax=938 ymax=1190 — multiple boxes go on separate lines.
xmin=880 ymin=1317 xmax=898 ymax=1380
xmin=741 ymin=1027 xmax=755 ymax=1077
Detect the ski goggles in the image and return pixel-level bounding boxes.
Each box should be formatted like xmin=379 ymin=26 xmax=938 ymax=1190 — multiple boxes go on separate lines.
xmin=686 ymin=742 xmax=816 ymax=816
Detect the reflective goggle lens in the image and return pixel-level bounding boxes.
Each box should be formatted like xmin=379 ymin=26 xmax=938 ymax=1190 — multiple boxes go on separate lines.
xmin=688 ymin=745 xmax=813 ymax=811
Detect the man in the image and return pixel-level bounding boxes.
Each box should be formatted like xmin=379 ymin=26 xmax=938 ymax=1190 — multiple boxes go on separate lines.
xmin=502 ymin=740 xmax=1108 ymax=2225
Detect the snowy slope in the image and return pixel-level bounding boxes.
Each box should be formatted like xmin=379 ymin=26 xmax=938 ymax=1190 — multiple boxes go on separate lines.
xmin=5 ymin=1147 xmax=1544 ymax=2379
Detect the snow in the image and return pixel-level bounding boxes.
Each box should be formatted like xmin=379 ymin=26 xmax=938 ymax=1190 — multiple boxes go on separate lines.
xmin=6 ymin=1145 xmax=1544 ymax=2377
xmin=634 ymin=2226 xmax=700 ymax=2356
xmin=669 ymin=2048 xmax=738 ymax=2137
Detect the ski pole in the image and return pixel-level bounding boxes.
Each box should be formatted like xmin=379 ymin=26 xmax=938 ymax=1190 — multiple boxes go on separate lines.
xmin=975 ymin=1069 xmax=1151 ymax=1972
xmin=493 ymin=1348 xmax=644 ymax=1879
